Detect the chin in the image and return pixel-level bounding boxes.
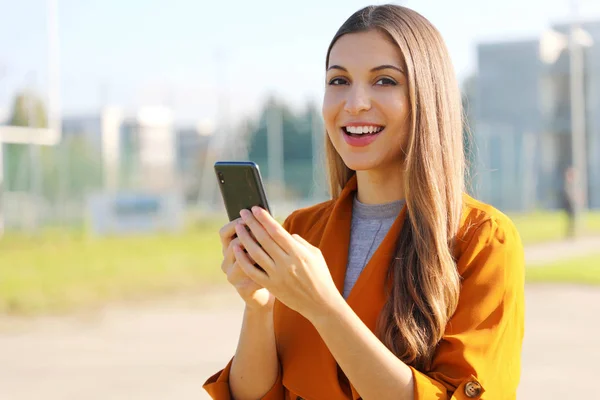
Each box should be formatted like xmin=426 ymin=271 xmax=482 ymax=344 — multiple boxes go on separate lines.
xmin=339 ymin=151 xmax=406 ymax=175
xmin=340 ymin=154 xmax=382 ymax=172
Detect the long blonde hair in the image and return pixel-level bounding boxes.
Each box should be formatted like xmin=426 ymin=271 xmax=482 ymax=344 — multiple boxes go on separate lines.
xmin=325 ymin=5 xmax=464 ymax=370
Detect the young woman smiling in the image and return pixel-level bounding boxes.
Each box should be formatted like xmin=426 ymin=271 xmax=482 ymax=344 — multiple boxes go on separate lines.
xmin=204 ymin=4 xmax=524 ymax=400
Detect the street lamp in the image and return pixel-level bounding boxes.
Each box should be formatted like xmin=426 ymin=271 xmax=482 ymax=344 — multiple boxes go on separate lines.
xmin=539 ymin=21 xmax=594 ymax=210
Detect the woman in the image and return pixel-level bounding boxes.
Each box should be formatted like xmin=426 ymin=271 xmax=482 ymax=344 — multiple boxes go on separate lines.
xmin=204 ymin=4 xmax=524 ymax=400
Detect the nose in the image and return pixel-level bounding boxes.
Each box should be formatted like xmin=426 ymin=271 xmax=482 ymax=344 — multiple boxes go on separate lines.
xmin=343 ymin=84 xmax=371 ymax=115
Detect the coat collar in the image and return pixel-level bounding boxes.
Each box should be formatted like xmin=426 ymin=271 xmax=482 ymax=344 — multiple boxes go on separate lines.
xmin=321 ymin=174 xmax=407 ymax=307
xmin=277 ymin=173 xmax=408 ymax=400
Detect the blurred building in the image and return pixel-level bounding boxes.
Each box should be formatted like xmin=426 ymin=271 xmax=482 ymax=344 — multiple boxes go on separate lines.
xmin=547 ymin=21 xmax=600 ymax=210
xmin=2 ymin=105 xmax=214 ymax=229
xmin=175 ymin=126 xmax=211 ymax=202
xmin=63 ymin=107 xmax=211 ymax=195
xmin=472 ymin=20 xmax=600 ymax=211
xmin=63 ymin=108 xmax=176 ymax=192
xmin=62 ymin=114 xmax=103 ymax=147
xmin=118 ymin=107 xmax=177 ymax=192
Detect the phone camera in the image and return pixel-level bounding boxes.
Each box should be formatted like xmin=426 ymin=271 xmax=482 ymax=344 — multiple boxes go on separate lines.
xmin=217 ymin=172 xmax=225 ymax=184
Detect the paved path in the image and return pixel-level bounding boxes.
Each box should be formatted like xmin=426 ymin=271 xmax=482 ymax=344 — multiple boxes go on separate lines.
xmin=0 ymin=289 xmax=243 ymax=400
xmin=1 ymin=284 xmax=599 ymax=400
xmin=525 ymin=235 xmax=600 ymax=266
xmin=1 ymin=238 xmax=600 ymax=400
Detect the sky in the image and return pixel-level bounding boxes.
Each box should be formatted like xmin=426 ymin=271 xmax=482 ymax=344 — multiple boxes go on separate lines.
xmin=1 ymin=0 xmax=600 ymax=127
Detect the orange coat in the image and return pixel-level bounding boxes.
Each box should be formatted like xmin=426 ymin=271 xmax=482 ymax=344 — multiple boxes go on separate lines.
xmin=203 ymin=175 xmax=525 ymax=400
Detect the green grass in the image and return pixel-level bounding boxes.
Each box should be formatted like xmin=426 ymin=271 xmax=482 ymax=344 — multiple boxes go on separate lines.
xmin=0 ymin=219 xmax=227 ymax=315
xmin=2 ymin=211 xmax=600 ymax=315
xmin=510 ymin=211 xmax=600 ymax=245
xmin=526 ymin=253 xmax=600 ymax=285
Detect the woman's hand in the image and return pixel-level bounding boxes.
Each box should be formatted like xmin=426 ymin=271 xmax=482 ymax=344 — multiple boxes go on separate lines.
xmin=219 ymin=218 xmax=275 ymax=311
xmin=232 ymin=207 xmax=342 ymax=322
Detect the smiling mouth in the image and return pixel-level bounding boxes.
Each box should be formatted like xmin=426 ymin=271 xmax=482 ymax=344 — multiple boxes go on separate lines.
xmin=342 ymin=125 xmax=385 ymax=137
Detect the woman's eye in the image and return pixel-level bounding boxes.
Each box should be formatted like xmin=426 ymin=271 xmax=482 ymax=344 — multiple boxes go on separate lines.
xmin=328 ymin=77 xmax=349 ymax=85
xmin=375 ymin=77 xmax=397 ymax=86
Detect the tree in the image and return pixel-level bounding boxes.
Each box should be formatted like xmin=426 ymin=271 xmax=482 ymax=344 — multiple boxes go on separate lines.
xmin=246 ymin=96 xmax=315 ymax=198
xmin=3 ymin=90 xmax=48 ymax=192
xmin=461 ymin=74 xmax=478 ymax=195
xmin=9 ymin=90 xmax=48 ymax=128
xmin=247 ymin=96 xmax=312 ymax=161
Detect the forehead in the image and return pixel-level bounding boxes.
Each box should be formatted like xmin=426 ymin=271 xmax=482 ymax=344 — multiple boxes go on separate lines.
xmin=328 ymin=29 xmax=405 ymax=69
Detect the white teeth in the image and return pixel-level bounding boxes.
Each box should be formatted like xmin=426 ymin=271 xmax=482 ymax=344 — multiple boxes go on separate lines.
xmin=345 ymin=125 xmax=383 ymax=135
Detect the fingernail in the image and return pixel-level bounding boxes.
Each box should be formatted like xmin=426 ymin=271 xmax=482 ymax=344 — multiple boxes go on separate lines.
xmin=240 ymin=209 xmax=249 ymax=219
xmin=252 ymin=206 xmax=260 ymax=214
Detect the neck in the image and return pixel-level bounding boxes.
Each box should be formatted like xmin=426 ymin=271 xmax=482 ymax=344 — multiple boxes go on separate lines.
xmin=355 ymin=165 xmax=405 ymax=205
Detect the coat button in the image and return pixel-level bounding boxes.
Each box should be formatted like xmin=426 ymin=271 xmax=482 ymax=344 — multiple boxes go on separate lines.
xmin=464 ymin=381 xmax=482 ymax=398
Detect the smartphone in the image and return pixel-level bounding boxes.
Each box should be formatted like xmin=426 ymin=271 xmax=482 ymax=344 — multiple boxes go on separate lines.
xmin=214 ymin=161 xmax=271 ymax=221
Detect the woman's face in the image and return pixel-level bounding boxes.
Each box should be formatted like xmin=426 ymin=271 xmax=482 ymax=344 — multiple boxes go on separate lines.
xmin=323 ymin=29 xmax=410 ymax=173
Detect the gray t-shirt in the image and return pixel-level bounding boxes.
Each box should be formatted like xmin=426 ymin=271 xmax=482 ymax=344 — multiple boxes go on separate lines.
xmin=343 ymin=195 xmax=405 ymax=299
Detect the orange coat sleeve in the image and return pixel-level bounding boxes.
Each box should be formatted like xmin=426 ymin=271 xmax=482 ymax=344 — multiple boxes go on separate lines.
xmin=203 ymin=358 xmax=285 ymax=400
xmin=202 ymin=213 xmax=297 ymax=400
xmin=410 ymin=215 xmax=525 ymax=400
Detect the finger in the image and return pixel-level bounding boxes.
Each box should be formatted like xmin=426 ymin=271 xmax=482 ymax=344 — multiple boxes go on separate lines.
xmin=251 ymin=207 xmax=298 ymax=254
xmin=235 ymin=222 xmax=275 ymax=274
xmin=241 ymin=209 xmax=288 ymax=261
xmin=226 ymin=260 xmax=251 ymax=285
xmin=232 ymin=237 xmax=257 ymax=265
xmin=219 ymin=218 xmax=243 ymax=254
xmin=222 ymin=237 xmax=239 ymax=274
xmin=292 ymin=234 xmax=320 ymax=256
xmin=224 ymin=237 xmax=256 ymax=267
xmin=291 ymin=233 xmax=311 ymax=247
xmin=233 ymin=244 xmax=269 ymax=287
xmin=219 ymin=219 xmax=242 ymax=243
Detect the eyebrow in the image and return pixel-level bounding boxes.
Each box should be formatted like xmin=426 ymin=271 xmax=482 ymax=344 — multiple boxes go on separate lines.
xmin=327 ymin=64 xmax=405 ymax=74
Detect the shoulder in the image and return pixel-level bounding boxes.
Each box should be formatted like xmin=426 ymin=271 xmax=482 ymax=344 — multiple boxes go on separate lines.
xmin=459 ymin=193 xmax=520 ymax=244
xmin=281 ymin=199 xmax=336 ymax=234
xmin=455 ymin=194 xmax=524 ymax=276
